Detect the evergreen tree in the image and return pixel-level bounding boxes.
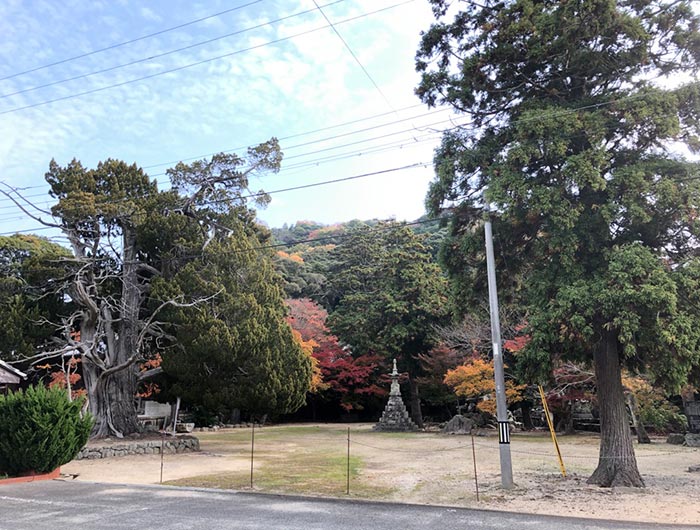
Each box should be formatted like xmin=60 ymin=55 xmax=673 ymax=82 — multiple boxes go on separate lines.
xmin=0 ymin=235 xmax=72 ymax=360
xmin=156 ymin=234 xmax=312 ymax=417
xmin=6 ymin=140 xmax=311 ymax=436
xmin=417 ymin=0 xmax=700 ymax=486
xmin=326 ymin=222 xmax=449 ymax=426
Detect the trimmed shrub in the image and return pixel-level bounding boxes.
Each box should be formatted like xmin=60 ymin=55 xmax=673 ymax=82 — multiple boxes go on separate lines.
xmin=0 ymin=385 xmax=93 ymax=475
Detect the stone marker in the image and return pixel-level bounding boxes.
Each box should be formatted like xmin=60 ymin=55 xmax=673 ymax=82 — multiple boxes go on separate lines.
xmin=443 ymin=414 xmax=474 ymax=434
xmin=373 ymin=359 xmax=418 ymax=432
xmin=686 ymin=433 xmax=700 ymax=447
xmin=667 ymin=433 xmax=685 ymax=445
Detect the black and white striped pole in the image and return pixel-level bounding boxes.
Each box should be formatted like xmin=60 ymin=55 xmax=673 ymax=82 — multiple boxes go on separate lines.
xmin=484 ymin=213 xmax=514 ymax=489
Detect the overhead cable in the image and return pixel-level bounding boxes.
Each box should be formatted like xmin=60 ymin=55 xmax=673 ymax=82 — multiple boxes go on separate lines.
xmin=0 ymin=0 xmax=347 ymax=100
xmin=0 ymin=0 xmax=264 ymax=82
xmin=0 ymin=1 xmax=414 ymax=116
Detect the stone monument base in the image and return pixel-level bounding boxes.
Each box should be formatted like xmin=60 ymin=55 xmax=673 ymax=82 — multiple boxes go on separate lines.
xmin=373 ymin=394 xmax=418 ymax=432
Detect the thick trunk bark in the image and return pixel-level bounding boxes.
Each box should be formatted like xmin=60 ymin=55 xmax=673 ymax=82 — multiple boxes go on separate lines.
xmin=80 ymin=225 xmax=143 ymax=439
xmin=408 ymin=375 xmax=424 ymax=428
xmin=587 ymin=329 xmax=644 ymax=487
xmin=84 ymin=360 xmax=139 ymax=438
xmin=97 ymin=370 xmax=139 ymax=437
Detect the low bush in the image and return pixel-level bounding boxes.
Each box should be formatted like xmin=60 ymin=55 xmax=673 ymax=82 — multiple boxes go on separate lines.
xmin=0 ymin=385 xmax=92 ymax=476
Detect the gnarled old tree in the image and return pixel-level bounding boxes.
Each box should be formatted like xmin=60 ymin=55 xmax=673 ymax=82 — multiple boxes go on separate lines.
xmin=1 ymin=139 xmax=312 ymax=437
xmin=417 ymin=0 xmax=700 ymax=486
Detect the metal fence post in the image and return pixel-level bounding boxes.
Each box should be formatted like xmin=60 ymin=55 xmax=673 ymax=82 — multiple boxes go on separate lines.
xmin=250 ymin=422 xmax=255 ymax=489
xmin=346 ymin=427 xmax=351 ymax=495
xmin=471 ymin=433 xmax=479 ymax=502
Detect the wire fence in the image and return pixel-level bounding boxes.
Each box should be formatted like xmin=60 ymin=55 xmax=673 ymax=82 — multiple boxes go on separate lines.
xmin=144 ymin=425 xmax=698 ymax=501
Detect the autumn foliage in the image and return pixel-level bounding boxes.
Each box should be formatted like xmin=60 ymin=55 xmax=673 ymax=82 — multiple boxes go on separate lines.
xmin=286 ymin=298 xmax=384 ymax=411
xmin=137 ymin=354 xmax=163 ymax=399
xmin=444 ymin=358 xmax=525 ymax=415
xmin=277 ymin=250 xmax=304 ymax=263
xmin=290 ymin=329 xmax=327 ymax=393
xmin=622 ymin=373 xmax=687 ymax=433
xmin=37 ymin=356 xmax=86 ymax=401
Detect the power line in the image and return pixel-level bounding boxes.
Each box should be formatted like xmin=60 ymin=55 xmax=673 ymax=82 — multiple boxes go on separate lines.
xmin=0 ymin=105 xmax=449 ymax=199
xmin=0 ymin=136 xmax=437 ymax=222
xmin=0 ymin=135 xmax=437 ymax=216
xmin=0 ymin=84 xmax=671 ymax=203
xmin=142 ymin=103 xmax=427 ymax=170
xmin=0 ymin=1 xmax=414 ymax=116
xmin=211 ymin=162 xmax=428 ymax=205
xmin=0 ymin=0 xmax=264 ymax=82
xmin=272 ymin=129 xmax=442 ymax=172
xmin=0 ymin=84 xmax=687 ymax=215
xmin=136 ymin=77 xmax=637 ymax=173
xmin=0 ymin=79 xmax=687 ymax=222
xmin=311 ymin=0 xmax=397 ymax=113
xmin=229 ymin=115 xmax=450 ymax=168
xmin=2 ymin=83 xmax=663 ymax=198
xmin=0 ymin=0 xmax=347 ymax=100
xmin=0 ymin=162 xmax=429 ymax=236
xmin=0 ymin=133 xmax=437 ymax=216
xmin=0 ymin=84 xmax=684 ymax=212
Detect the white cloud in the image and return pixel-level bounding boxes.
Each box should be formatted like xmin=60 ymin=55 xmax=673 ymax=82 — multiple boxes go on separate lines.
xmin=0 ymin=0 xmax=443 ymax=234
xmin=140 ymin=7 xmax=162 ymax=23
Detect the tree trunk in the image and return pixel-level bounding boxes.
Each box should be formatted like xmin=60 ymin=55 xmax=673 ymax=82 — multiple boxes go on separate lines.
xmin=84 ymin=361 xmax=139 ymax=438
xmin=626 ymin=392 xmax=651 ymax=444
xmin=79 ymin=224 xmax=143 ymax=439
xmin=556 ymin=401 xmax=576 ymax=435
xmin=408 ymin=375 xmax=424 ymax=428
xmin=587 ymin=329 xmax=644 ymax=487
xmin=520 ymin=401 xmax=534 ymax=431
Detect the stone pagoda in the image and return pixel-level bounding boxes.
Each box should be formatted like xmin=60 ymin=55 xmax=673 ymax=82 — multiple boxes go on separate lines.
xmin=373 ymin=359 xmax=418 ymax=432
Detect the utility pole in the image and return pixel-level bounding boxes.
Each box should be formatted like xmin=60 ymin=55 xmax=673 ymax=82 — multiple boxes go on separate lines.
xmin=484 ymin=214 xmax=514 ymax=489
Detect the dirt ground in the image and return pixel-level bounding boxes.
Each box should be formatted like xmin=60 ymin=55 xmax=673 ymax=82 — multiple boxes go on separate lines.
xmin=63 ymin=423 xmax=700 ymax=526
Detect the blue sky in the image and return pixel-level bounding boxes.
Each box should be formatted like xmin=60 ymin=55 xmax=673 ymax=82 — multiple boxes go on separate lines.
xmin=0 ymin=0 xmax=458 ymax=238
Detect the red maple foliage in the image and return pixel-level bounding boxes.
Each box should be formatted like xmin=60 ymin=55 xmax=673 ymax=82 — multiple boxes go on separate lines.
xmin=37 ymin=356 xmax=86 ymax=400
xmin=137 ymin=353 xmax=162 ymax=398
xmin=286 ymin=298 xmax=385 ymax=411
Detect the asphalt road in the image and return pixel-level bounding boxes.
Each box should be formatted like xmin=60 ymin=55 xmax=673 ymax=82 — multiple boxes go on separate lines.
xmin=0 ymin=480 xmax=696 ymax=530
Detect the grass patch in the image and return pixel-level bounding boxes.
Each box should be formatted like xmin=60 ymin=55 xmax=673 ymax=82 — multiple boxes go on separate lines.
xmin=166 ymin=449 xmax=393 ymax=498
xmin=369 ymin=431 xmax=435 ymax=440
xmin=198 ymin=425 xmax=348 ymax=444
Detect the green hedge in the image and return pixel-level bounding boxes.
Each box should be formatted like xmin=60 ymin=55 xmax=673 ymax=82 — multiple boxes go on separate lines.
xmin=0 ymin=385 xmax=93 ymax=475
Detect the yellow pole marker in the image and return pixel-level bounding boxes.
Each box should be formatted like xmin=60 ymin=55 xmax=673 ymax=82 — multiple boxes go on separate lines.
xmin=538 ymin=385 xmax=567 ymax=478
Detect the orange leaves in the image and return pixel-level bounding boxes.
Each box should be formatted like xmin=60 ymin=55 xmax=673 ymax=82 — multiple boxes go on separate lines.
xmin=444 ymin=358 xmax=525 ymax=415
xmin=621 ymin=372 xmax=652 ymax=395
xmin=444 ymin=358 xmax=494 ymax=399
xmin=276 ymin=250 xmax=304 ymax=263
xmin=43 ymin=356 xmax=84 ymax=401
xmin=140 ymin=353 xmax=162 ymax=371
xmin=291 ymin=328 xmax=328 ymax=393
xmin=137 ymin=354 xmax=162 ymax=398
